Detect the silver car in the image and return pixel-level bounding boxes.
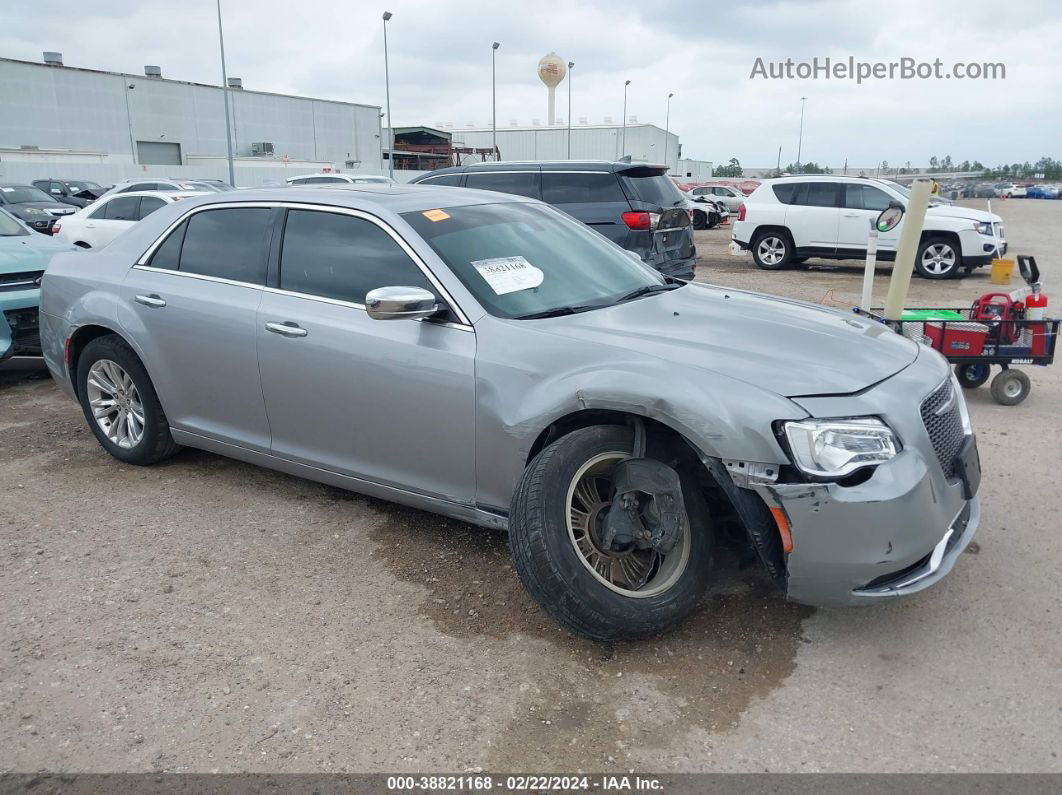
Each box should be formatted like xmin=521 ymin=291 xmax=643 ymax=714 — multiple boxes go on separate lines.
xmin=40 ymin=185 xmax=981 ymax=640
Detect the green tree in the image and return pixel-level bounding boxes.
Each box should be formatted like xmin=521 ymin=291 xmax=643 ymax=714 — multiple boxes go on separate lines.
xmin=712 ymin=157 xmax=743 ymax=178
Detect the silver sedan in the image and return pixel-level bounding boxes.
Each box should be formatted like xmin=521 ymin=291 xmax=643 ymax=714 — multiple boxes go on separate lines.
xmin=40 ymin=184 xmax=981 ymax=640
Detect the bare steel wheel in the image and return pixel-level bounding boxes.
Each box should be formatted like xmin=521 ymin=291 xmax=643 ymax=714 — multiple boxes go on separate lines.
xmin=86 ymin=359 xmax=146 ymax=449
xmin=566 ymin=452 xmax=691 ymax=598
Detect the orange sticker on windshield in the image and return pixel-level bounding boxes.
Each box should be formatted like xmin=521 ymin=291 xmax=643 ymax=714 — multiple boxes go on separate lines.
xmin=422 ymin=209 xmax=450 ymax=222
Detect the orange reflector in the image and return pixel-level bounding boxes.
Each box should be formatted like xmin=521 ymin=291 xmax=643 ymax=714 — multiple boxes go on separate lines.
xmin=769 ymin=506 xmax=793 ymax=554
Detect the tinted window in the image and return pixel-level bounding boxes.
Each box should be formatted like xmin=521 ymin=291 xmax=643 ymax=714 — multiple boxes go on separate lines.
xmin=619 ymin=174 xmax=684 ymax=208
xmin=103 ymin=196 xmax=141 ymax=221
xmin=464 ymin=172 xmax=540 ymax=199
xmin=292 ymin=176 xmax=346 ymax=185
xmin=844 ymin=184 xmax=892 ymax=211
xmin=149 ymin=220 xmax=187 ymax=270
xmin=804 ymin=182 xmax=839 ymax=207
xmin=772 ymin=183 xmax=800 ymax=204
xmin=179 ymin=208 xmax=270 ymax=284
xmin=421 ymin=174 xmax=463 ymax=187
xmin=279 ymin=210 xmax=432 ymax=304
xmin=121 ymin=183 xmax=158 ymax=193
xmin=138 ymin=196 xmax=166 ymax=219
xmin=541 ymin=172 xmax=626 ymax=204
xmin=0 ymin=185 xmax=53 ymax=203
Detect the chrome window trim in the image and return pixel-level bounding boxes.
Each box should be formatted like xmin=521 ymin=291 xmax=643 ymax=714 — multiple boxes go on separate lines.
xmin=135 ymin=200 xmax=472 ymax=327
xmin=130 ymin=264 xmax=263 ymax=291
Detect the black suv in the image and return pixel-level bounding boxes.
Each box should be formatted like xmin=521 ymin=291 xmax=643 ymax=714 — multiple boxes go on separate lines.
xmin=412 ymin=161 xmax=696 ymax=279
xmin=31 ymin=179 xmax=105 ymax=208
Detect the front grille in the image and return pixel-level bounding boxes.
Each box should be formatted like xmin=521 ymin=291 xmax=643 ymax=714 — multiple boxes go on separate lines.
xmin=920 ymin=378 xmax=965 ymax=479
xmin=3 ymin=307 xmax=41 ymax=355
xmin=0 ymin=270 xmax=44 ymax=292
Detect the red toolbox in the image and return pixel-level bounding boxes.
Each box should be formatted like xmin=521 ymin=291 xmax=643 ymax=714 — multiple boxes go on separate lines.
xmin=924 ymin=321 xmax=989 ymax=356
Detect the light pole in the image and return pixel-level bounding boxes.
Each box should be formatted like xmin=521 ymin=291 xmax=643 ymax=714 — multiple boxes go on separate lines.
xmin=663 ymin=92 xmax=673 ymax=168
xmin=492 ymin=42 xmax=500 ymax=161
xmin=382 ymin=11 xmax=394 ymax=178
xmin=620 ymin=79 xmax=630 ymax=158
xmin=776 ymin=145 xmax=782 ymax=174
xmin=795 ymin=96 xmax=807 ymax=173
xmin=215 ymin=0 xmax=235 ymax=186
xmin=566 ymin=61 xmax=574 ymax=160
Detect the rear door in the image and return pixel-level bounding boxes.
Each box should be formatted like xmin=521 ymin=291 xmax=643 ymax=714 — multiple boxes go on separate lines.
xmin=119 ymin=205 xmax=274 ymax=450
xmin=782 ymin=181 xmax=841 ymax=250
xmin=87 ymin=195 xmax=141 ymax=247
xmin=541 ymin=170 xmax=629 ymax=245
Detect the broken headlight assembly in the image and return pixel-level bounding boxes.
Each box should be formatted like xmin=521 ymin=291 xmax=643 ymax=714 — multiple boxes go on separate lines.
xmin=782 ymin=417 xmax=900 ymax=479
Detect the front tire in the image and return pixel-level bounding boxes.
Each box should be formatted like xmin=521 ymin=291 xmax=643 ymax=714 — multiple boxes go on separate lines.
xmin=509 ymin=425 xmax=713 ymax=641
xmin=76 ymin=335 xmax=181 ymax=465
xmin=750 ymin=231 xmax=793 ymax=270
xmin=916 ymin=237 xmax=962 ymax=279
xmin=692 ymin=210 xmax=707 ymax=230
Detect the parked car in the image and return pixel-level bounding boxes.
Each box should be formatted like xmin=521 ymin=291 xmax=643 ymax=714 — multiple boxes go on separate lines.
xmin=52 ymin=191 xmax=201 ymax=249
xmin=686 ymin=195 xmax=727 ymax=230
xmin=412 ymin=161 xmax=696 ymax=279
xmin=732 ymin=176 xmax=1006 ymax=279
xmin=286 ymin=173 xmax=397 ymax=186
xmin=31 ymin=179 xmax=106 ymax=208
xmin=689 ymin=184 xmax=745 ymax=212
xmin=96 ymin=178 xmax=215 ymax=200
xmin=998 ymin=183 xmax=1027 ymax=198
xmin=0 ymin=183 xmax=78 ymax=234
xmin=1 ymin=209 xmax=77 ymax=360
xmin=1026 ymin=185 xmax=1060 ymax=199
xmin=40 ymin=186 xmax=980 ymax=640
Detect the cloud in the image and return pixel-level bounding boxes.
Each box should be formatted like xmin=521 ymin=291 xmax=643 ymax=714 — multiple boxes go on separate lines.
xmin=2 ymin=0 xmax=1059 ymax=166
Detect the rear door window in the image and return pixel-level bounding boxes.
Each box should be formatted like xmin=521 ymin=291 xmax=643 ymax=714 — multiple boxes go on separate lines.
xmin=138 ymin=196 xmax=167 ymax=219
xmin=803 ymin=182 xmax=840 ymax=207
xmin=279 ymin=210 xmax=433 ymax=304
xmin=464 ymin=171 xmax=540 ymax=199
xmin=178 ymin=208 xmax=271 ymax=284
xmin=541 ymin=172 xmax=626 ymax=204
xmin=103 ymin=196 xmax=141 ymax=221
xmin=149 ymin=221 xmax=187 ymax=270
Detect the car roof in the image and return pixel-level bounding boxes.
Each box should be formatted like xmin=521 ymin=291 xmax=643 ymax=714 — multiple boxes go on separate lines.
xmin=177 ymin=183 xmax=535 ymax=214
xmin=98 ymin=190 xmax=200 ymax=200
xmin=416 ymin=160 xmax=667 ymax=178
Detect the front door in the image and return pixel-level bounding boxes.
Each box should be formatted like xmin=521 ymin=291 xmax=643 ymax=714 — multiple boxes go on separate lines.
xmin=119 ymin=205 xmax=274 ymax=451
xmin=838 ymin=183 xmax=901 ymax=253
xmin=256 ymin=207 xmax=476 ymax=502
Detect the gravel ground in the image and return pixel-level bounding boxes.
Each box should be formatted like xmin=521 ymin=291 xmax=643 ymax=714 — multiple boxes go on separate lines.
xmin=1 ymin=199 xmax=1060 ymax=774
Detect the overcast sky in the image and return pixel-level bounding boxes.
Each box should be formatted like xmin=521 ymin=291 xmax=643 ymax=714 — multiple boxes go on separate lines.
xmin=3 ymin=0 xmax=1060 ymax=167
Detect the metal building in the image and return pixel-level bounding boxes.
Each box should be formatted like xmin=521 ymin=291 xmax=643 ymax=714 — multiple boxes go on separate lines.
xmin=448 ymin=123 xmax=681 ymax=172
xmin=0 ymin=55 xmax=384 ymax=187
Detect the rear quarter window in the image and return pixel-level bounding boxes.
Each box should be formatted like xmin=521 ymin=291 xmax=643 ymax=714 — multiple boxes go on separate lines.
xmin=772 ymin=183 xmax=800 ymax=204
xmin=541 ymin=172 xmax=626 ymax=204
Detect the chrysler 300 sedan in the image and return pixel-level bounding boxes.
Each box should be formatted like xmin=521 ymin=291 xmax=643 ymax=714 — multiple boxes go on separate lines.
xmin=40 ymin=185 xmax=981 ymax=640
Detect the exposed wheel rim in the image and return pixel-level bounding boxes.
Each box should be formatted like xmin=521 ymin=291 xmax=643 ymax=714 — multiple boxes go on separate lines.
xmin=962 ymin=365 xmax=986 ymax=382
xmin=86 ymin=359 xmax=145 ymax=450
xmin=921 ymin=243 xmax=957 ymax=275
xmin=565 ymin=452 xmax=691 ymax=599
xmin=756 ymin=236 xmax=786 ymax=265
xmin=1003 ymin=378 xmax=1023 ymax=398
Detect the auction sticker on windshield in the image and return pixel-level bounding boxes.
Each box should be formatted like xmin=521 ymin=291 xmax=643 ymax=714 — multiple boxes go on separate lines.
xmin=472 ymin=256 xmax=544 ymax=295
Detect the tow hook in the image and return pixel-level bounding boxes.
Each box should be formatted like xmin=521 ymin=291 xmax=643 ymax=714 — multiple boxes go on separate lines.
xmin=600 ymin=458 xmax=686 ymax=554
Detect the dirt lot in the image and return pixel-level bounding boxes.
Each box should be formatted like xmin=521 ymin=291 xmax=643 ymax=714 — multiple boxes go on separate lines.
xmin=2 ymin=199 xmax=1060 ymax=774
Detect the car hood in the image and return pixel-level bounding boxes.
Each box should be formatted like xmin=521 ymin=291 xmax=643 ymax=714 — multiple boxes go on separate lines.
xmin=926 ymin=204 xmax=1001 ymax=224
xmin=10 ymin=201 xmax=73 ymax=213
xmin=525 ymin=284 xmax=919 ymax=397
xmin=0 ymin=234 xmax=77 ymax=273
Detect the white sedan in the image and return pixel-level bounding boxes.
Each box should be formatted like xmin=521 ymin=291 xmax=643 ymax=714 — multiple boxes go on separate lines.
xmin=52 ymin=191 xmax=203 ymax=249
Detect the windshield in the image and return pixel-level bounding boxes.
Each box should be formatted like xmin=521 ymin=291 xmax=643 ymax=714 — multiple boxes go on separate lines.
xmin=402 ymin=202 xmax=666 ymax=319
xmin=0 ymin=209 xmax=30 ymax=236
xmin=69 ymin=181 xmax=102 ymax=191
xmin=1 ymin=185 xmax=54 ymax=203
xmin=619 ymin=172 xmax=686 ymax=208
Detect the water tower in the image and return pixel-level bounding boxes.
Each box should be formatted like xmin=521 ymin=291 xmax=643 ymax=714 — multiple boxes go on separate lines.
xmin=537 ymin=53 xmax=567 ymax=126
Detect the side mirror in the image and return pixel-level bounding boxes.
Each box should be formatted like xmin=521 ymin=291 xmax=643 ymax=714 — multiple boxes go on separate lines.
xmin=365 ymin=286 xmax=440 ymax=321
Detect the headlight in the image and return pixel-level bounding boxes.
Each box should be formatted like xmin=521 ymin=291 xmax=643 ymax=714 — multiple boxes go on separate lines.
xmin=21 ymin=207 xmax=48 ymax=216
xmin=783 ymin=417 xmax=900 ymax=478
xmin=973 ymin=221 xmax=993 ymax=235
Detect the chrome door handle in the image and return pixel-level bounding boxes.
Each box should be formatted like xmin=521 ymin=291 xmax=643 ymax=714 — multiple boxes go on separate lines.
xmin=85 ymin=223 xmax=96 ymax=228
xmin=265 ymin=321 xmax=308 ymax=338
xmin=134 ymin=294 xmax=166 ymax=308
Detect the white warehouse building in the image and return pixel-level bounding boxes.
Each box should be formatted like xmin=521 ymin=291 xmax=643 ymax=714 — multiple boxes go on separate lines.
xmin=0 ymin=54 xmax=384 ymax=187
xmin=449 ymin=123 xmax=681 ymax=171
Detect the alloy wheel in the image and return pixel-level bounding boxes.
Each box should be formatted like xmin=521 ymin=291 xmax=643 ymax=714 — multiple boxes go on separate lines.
xmin=756 ymin=236 xmax=786 ymax=266
xmin=85 ymin=359 xmax=146 ymax=450
xmin=921 ymin=243 xmax=957 ymax=276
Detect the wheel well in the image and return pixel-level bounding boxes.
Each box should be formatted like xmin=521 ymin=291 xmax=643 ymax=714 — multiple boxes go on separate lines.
xmin=750 ymin=225 xmax=793 ymax=247
xmin=66 ymin=324 xmax=120 ymax=398
xmin=919 ymin=229 xmax=961 ymax=252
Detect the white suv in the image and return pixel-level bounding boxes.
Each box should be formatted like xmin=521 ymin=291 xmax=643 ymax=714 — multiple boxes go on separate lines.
xmin=731 ymin=176 xmax=1006 ymax=279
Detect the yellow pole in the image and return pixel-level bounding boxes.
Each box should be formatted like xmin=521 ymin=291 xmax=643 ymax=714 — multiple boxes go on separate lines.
xmin=884 ymin=178 xmax=932 ymax=320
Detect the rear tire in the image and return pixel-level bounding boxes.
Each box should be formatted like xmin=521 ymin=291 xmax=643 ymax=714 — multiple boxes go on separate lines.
xmin=990 ymin=369 xmax=1030 ymax=405
xmin=956 ymin=363 xmax=990 ymax=389
xmin=509 ymin=425 xmax=714 ymax=641
xmin=76 ymin=335 xmax=181 ymax=465
xmin=750 ymin=230 xmax=793 ymax=270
